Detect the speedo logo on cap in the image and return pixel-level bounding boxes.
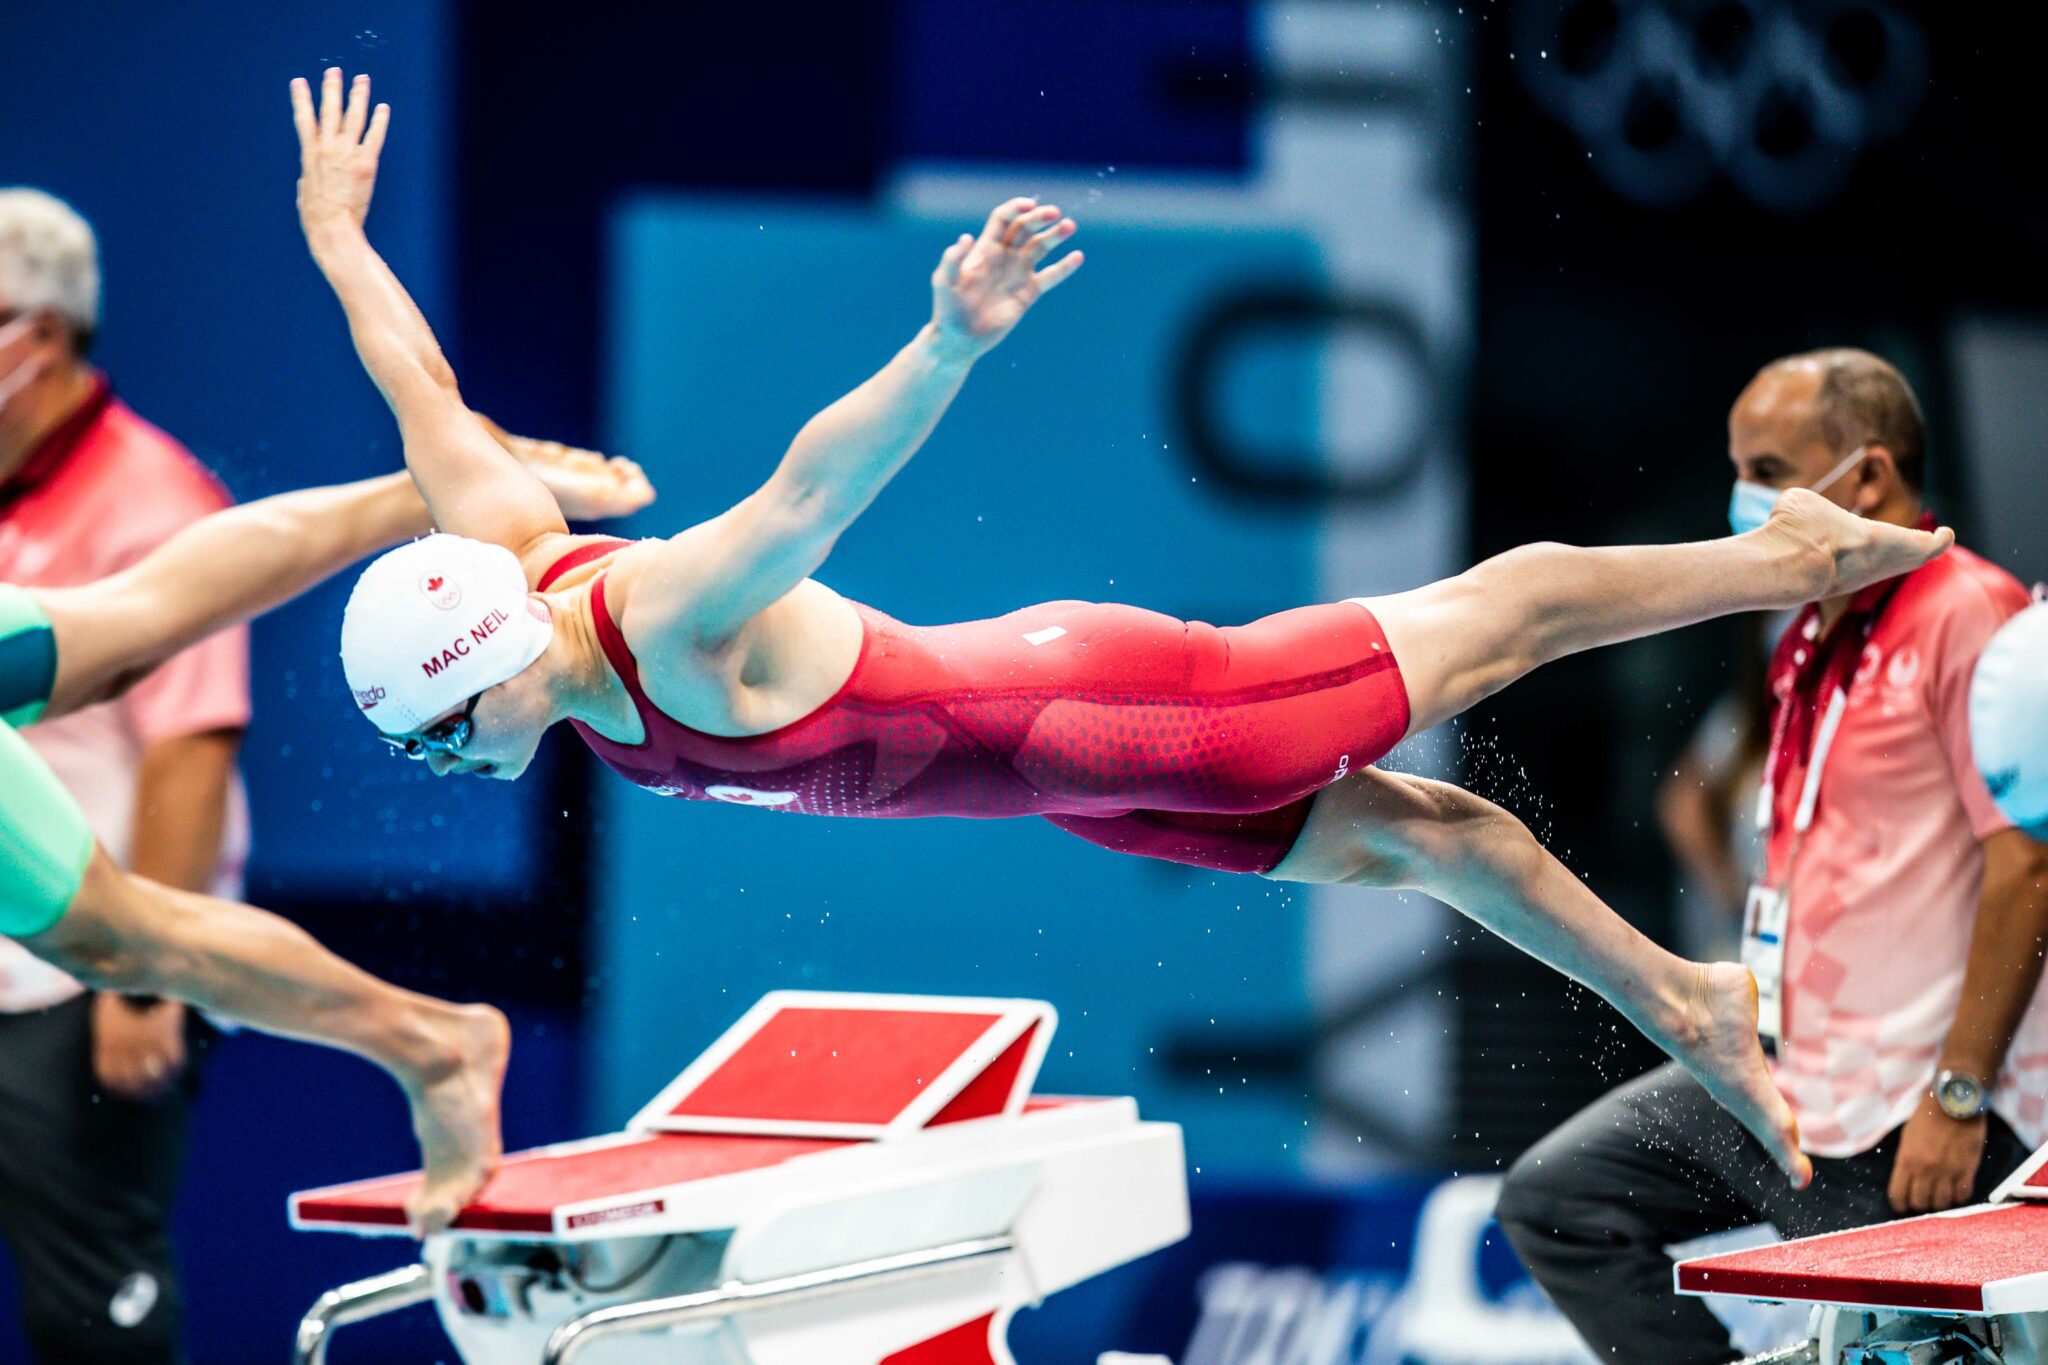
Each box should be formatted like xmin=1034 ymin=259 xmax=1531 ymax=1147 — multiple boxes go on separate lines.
xmin=353 ymin=685 xmax=386 ymax=711
xmin=418 ymin=607 xmax=513 ymax=678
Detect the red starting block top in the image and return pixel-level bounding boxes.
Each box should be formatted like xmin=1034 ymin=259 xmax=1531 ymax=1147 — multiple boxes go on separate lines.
xmin=630 ymin=992 xmax=1055 ymax=1140
xmin=1676 ymin=1202 xmax=2048 ymax=1315
xmin=292 ymin=1131 xmax=852 ymax=1235
xmin=290 ymin=1096 xmax=1105 ymax=1240
xmin=290 ymin=992 xmax=1090 ymax=1241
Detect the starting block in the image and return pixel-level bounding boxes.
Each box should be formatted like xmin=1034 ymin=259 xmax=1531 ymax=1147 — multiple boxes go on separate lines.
xmin=1674 ymin=1144 xmax=2048 ymax=1363
xmin=288 ymin=992 xmax=1189 ymax=1364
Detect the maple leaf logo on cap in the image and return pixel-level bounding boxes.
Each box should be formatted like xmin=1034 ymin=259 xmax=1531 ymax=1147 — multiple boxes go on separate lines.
xmin=419 ymin=571 xmax=462 ymax=611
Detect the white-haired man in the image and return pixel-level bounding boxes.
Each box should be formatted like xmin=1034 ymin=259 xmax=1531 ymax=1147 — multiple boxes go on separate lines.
xmin=0 ymin=186 xmax=252 ymax=1365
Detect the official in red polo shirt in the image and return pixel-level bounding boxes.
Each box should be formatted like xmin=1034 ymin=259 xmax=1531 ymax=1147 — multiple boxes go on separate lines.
xmin=0 ymin=188 xmax=249 ymax=1365
xmin=1498 ymin=348 xmax=2048 ymax=1364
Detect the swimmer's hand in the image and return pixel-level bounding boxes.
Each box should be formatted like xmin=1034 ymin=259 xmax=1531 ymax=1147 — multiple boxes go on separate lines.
xmin=479 ymin=415 xmax=658 ymax=521
xmin=929 ymin=198 xmax=1083 ymax=363
xmin=291 ymin=67 xmax=388 ymax=235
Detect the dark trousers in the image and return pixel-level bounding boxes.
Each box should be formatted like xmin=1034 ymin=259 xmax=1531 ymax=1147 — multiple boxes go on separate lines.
xmin=0 ymin=996 xmax=209 ymax=1365
xmin=1497 ymin=1061 xmax=2031 ymax=1365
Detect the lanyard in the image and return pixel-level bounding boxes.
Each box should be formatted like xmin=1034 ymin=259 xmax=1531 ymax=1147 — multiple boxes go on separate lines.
xmin=1755 ymin=682 xmax=1849 ymax=840
xmin=1753 ymin=592 xmax=1896 ymax=884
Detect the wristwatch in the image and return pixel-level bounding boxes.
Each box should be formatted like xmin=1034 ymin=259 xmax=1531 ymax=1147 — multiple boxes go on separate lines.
xmin=1933 ymin=1068 xmax=1991 ymax=1120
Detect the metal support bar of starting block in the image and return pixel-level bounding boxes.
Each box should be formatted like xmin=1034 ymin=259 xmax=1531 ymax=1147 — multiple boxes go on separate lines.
xmin=543 ymin=1234 xmax=1018 ymax=1364
xmin=292 ymin=1262 xmax=433 ymax=1365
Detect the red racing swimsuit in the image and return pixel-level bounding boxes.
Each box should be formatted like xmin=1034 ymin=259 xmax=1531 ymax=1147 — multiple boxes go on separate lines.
xmin=543 ymin=543 xmax=1410 ymax=873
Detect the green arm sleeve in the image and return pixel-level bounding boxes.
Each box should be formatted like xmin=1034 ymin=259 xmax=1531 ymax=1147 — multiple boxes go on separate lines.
xmin=0 ymin=583 xmax=57 ymax=727
xmin=0 ymin=720 xmax=93 ymax=936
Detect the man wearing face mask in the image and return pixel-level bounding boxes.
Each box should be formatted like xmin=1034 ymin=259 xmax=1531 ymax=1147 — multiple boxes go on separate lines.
xmin=1498 ymin=348 xmax=2048 ymax=1364
xmin=0 ymin=188 xmax=251 ymax=1365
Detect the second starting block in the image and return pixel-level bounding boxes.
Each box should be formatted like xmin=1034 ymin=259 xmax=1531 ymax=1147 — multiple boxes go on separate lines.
xmin=1675 ymin=1144 xmax=2048 ymax=1363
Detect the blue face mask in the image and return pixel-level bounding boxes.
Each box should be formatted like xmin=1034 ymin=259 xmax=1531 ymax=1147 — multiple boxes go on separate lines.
xmin=0 ymin=314 xmax=45 ymax=414
xmin=1727 ymin=445 xmax=1869 ymax=536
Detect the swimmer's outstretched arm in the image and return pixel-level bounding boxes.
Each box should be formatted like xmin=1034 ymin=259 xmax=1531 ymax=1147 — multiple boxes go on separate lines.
xmin=294 ymin=72 xmax=569 ymax=564
xmin=23 ymin=843 xmax=507 ymax=1234
xmin=626 ymin=198 xmax=1083 ymax=647
xmin=292 ymin=69 xmax=569 ymax=563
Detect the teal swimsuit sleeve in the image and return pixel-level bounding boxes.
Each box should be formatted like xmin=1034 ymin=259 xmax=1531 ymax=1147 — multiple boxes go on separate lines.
xmin=0 ymin=587 xmax=92 ymax=936
xmin=0 ymin=583 xmax=58 ymax=727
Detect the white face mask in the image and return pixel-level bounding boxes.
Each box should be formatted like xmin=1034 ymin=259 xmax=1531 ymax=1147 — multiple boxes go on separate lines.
xmin=1727 ymin=444 xmax=1869 ymax=536
xmin=0 ymin=314 xmax=49 ymax=413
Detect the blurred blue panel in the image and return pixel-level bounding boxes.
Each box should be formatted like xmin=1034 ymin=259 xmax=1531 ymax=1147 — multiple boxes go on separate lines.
xmin=594 ymin=199 xmax=1329 ymax=1167
xmin=0 ymin=0 xmax=551 ymax=901
xmin=896 ymin=0 xmax=1252 ymax=170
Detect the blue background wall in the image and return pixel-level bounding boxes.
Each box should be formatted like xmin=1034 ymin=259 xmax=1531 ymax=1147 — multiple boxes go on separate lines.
xmin=0 ymin=1 xmax=559 ymax=905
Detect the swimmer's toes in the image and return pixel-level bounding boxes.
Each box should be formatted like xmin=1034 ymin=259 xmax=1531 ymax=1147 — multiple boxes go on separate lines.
xmin=1687 ymin=961 xmax=1807 ymax=1184
xmin=407 ymin=1187 xmax=459 ymax=1238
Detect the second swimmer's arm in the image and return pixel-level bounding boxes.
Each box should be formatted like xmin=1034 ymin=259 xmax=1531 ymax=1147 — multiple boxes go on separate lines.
xmin=38 ymin=425 xmax=655 ymax=722
xmin=292 ymin=69 xmax=568 ymax=560
xmin=627 ymin=198 xmax=1083 ymax=647
xmin=39 ymin=473 xmax=431 ymax=718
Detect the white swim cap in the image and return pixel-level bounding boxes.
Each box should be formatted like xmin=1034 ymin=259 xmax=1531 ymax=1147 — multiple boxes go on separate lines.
xmin=339 ymin=534 xmax=553 ymax=734
xmin=1971 ymin=598 xmax=2048 ymax=830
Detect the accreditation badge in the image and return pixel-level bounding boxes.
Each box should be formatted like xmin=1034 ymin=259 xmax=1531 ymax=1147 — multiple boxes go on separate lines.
xmin=1741 ymin=882 xmax=1790 ymax=1043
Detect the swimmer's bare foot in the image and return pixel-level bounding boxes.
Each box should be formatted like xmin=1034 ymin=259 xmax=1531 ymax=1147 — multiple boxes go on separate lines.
xmin=479 ymin=414 xmax=657 ymax=520
xmin=1760 ymin=487 xmax=1952 ymax=604
xmin=1662 ymin=961 xmax=1812 ymax=1188
xmin=402 ymin=1002 xmax=510 ymax=1236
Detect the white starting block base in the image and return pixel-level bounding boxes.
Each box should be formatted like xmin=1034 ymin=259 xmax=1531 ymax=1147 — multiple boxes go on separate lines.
xmin=288 ymin=993 xmax=1189 ymax=1364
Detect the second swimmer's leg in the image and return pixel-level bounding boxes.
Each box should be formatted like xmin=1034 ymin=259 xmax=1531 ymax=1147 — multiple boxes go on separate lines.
xmin=1269 ymin=766 xmax=1810 ymax=1187
xmin=1364 ymin=488 xmax=1949 ymax=736
xmin=24 ymin=847 xmax=509 ymax=1233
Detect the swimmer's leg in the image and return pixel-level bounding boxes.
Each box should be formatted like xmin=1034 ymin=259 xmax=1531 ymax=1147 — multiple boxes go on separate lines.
xmin=23 ymin=846 xmax=508 ymax=1233
xmin=1270 ymin=766 xmax=1810 ymax=1187
xmin=1364 ymin=488 xmax=1950 ymax=736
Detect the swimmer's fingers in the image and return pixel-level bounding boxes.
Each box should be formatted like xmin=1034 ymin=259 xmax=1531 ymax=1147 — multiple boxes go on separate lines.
xmin=319 ymin=66 xmax=345 ymax=139
xmin=1023 ymin=217 xmax=1077 ymax=263
xmin=289 ymin=78 xmax=318 ymax=155
xmin=1033 ymin=248 xmax=1085 ymax=293
xmin=980 ymin=197 xmax=1038 ymax=249
xmin=364 ymin=102 xmax=391 ymax=161
xmin=1004 ymin=203 xmax=1063 ymax=249
xmin=342 ymin=72 xmax=371 ymax=143
xmin=934 ymin=233 xmax=973 ymax=288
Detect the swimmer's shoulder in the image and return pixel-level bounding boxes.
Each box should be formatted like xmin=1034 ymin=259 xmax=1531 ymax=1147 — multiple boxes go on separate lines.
xmin=519 ymin=532 xmax=660 ymax=593
xmin=590 ymin=547 xmax=847 ymax=642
